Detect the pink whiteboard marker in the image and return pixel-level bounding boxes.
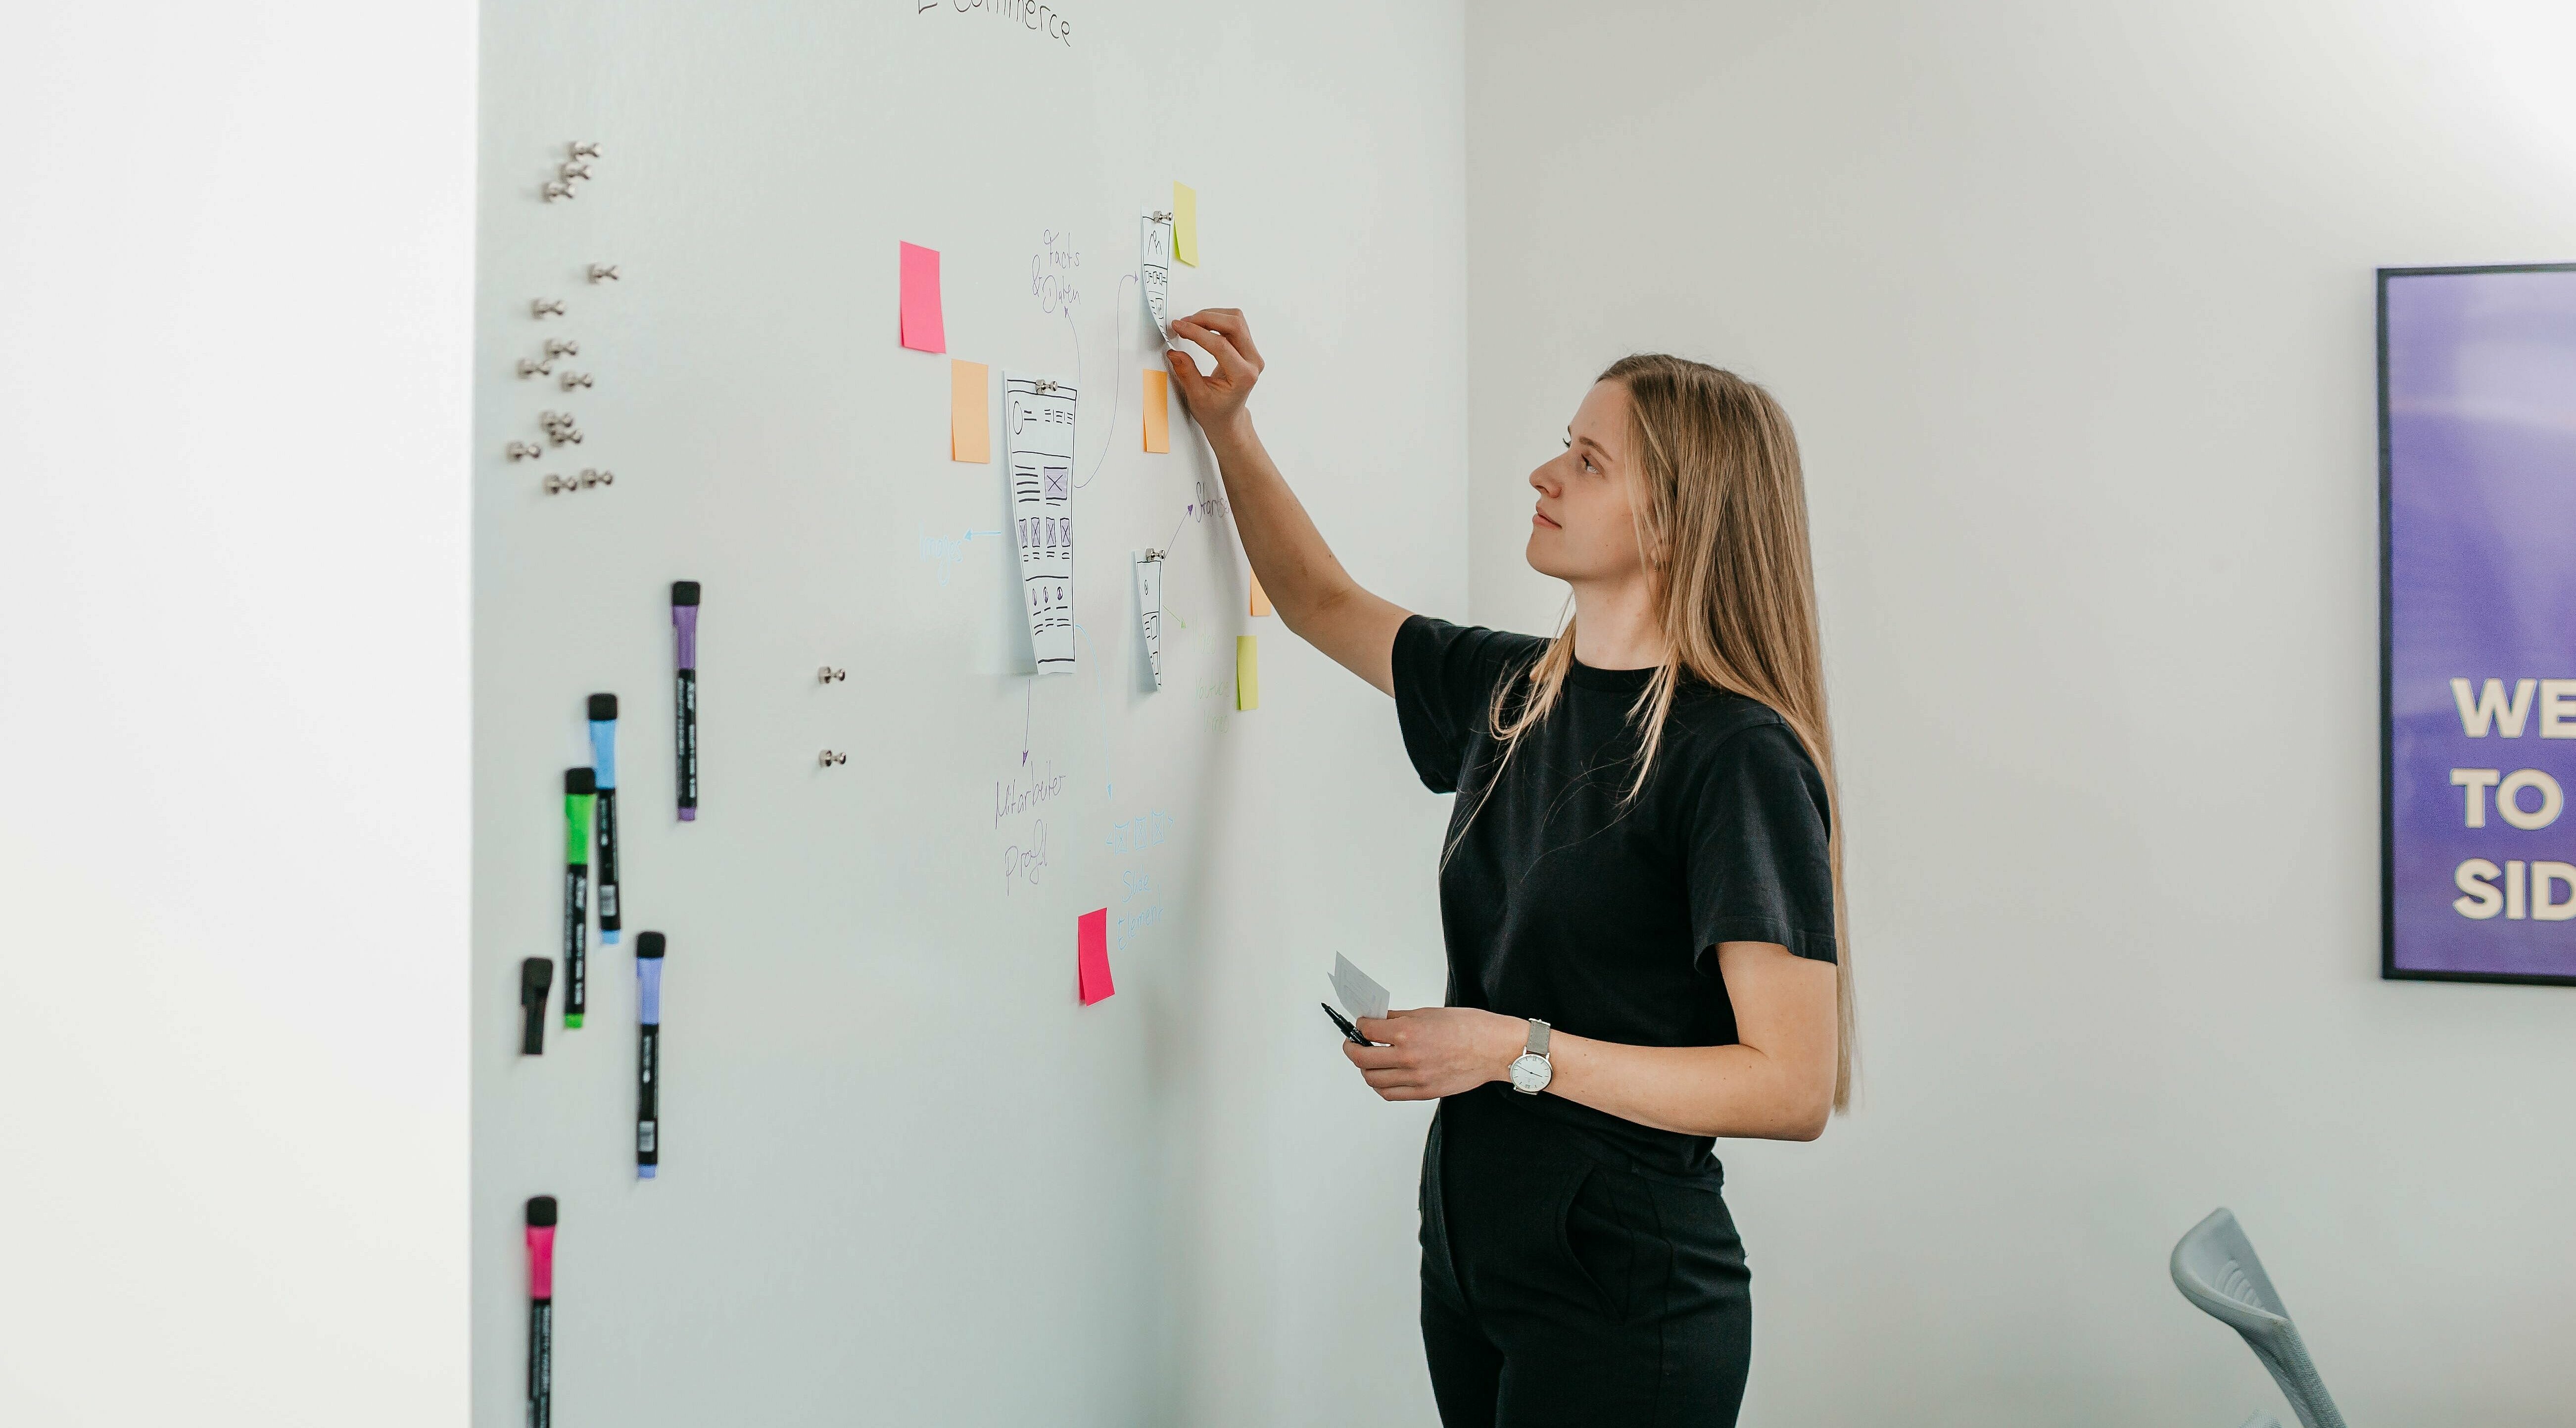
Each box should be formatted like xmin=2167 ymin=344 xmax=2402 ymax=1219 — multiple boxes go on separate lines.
xmin=525 ymin=1195 xmax=556 ymax=1428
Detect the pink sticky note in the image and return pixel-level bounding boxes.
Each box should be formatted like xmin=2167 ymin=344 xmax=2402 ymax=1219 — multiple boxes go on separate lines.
xmin=900 ymin=242 xmax=946 ymax=353
xmin=1077 ymin=908 xmax=1114 ymax=1005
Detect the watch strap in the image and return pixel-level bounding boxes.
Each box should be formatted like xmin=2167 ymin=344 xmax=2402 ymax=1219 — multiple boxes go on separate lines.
xmin=1525 ymin=1019 xmax=1551 ymax=1057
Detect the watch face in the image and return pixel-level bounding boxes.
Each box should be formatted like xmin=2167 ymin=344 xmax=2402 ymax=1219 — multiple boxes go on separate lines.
xmin=1508 ymin=1053 xmax=1551 ymax=1094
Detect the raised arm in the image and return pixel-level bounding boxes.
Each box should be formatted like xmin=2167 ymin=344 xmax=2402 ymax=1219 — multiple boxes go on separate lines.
xmin=1166 ymin=310 xmax=1411 ymax=696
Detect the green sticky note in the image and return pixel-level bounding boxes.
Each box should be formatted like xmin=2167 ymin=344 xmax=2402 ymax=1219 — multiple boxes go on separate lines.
xmin=1237 ymin=635 xmax=1258 ymax=710
xmin=1174 ymin=182 xmax=1198 ymax=267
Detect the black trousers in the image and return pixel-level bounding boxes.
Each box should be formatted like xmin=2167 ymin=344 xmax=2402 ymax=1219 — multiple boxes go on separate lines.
xmin=1419 ymin=1089 xmax=1752 ymax=1428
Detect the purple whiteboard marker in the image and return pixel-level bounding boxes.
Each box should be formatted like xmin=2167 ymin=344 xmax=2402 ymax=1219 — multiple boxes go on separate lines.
xmin=671 ymin=582 xmax=700 ymax=821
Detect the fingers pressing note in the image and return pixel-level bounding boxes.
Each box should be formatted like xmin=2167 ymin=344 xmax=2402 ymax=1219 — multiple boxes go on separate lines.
xmin=1163 ymin=310 xmax=1261 ymax=428
xmin=1190 ymin=309 xmax=1262 ymax=367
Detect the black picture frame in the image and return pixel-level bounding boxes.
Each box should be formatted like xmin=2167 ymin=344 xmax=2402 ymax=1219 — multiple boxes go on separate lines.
xmin=2379 ymin=261 xmax=2576 ymax=985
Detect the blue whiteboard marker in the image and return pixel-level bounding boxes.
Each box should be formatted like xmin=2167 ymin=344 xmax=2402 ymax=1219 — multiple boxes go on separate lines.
xmin=588 ymin=694 xmax=620 ymax=945
xmin=635 ymin=931 xmax=664 ymax=1178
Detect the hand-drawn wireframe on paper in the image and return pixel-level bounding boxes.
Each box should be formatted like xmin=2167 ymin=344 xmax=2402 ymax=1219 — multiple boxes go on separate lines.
xmin=1134 ymin=550 xmax=1164 ymax=690
xmin=1141 ymin=210 xmax=1173 ymax=342
xmin=1005 ymin=371 xmax=1080 ymax=674
xmin=1331 ymin=953 xmax=1389 ymax=1022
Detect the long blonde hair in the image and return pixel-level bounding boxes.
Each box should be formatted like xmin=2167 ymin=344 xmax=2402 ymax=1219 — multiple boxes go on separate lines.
xmin=1482 ymin=354 xmax=1853 ymax=1110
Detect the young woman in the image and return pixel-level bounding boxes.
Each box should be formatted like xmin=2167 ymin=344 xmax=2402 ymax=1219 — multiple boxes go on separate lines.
xmin=1165 ymin=310 xmax=1848 ymax=1428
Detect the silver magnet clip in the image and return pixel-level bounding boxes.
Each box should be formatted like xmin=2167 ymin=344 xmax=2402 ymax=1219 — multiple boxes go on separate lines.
xmin=818 ymin=750 xmax=848 ymax=767
xmin=531 ymin=298 xmax=566 ymax=318
xmin=587 ymin=264 xmax=620 ymax=284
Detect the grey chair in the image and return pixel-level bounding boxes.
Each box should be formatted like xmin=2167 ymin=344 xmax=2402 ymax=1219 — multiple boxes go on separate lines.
xmin=2170 ymin=1208 xmax=2346 ymax=1428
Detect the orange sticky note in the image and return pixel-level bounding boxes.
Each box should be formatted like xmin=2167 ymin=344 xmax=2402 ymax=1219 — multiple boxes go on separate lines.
xmin=899 ymin=242 xmax=945 ymax=353
xmin=1249 ymin=572 xmax=1271 ymax=618
xmin=951 ymin=359 xmax=990 ymax=462
xmin=1077 ymin=908 xmax=1114 ymax=1005
xmin=1143 ymin=369 xmax=1170 ymax=453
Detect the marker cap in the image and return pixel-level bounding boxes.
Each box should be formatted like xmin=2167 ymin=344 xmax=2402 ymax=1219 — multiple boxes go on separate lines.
xmin=525 ymin=1195 xmax=558 ymax=1299
xmin=588 ymin=693 xmax=617 ymax=721
xmin=671 ymin=581 xmax=701 ymax=606
xmin=565 ymin=768 xmax=595 ymax=794
xmin=635 ymin=931 xmax=666 ymax=959
xmin=520 ymin=958 xmax=554 ymax=1054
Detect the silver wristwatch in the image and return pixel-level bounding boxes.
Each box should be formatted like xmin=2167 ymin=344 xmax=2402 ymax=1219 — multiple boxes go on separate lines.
xmin=1507 ymin=1019 xmax=1553 ymax=1095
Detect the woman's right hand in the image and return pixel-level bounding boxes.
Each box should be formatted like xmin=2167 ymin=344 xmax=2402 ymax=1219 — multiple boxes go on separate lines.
xmin=1166 ymin=309 xmax=1264 ymax=441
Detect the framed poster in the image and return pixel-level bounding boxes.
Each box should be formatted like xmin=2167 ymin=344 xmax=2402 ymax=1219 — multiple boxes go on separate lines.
xmin=2382 ymin=262 xmax=2576 ymax=983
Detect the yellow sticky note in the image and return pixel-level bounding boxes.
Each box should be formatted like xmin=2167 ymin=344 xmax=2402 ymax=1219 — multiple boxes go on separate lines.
xmin=950 ymin=359 xmax=990 ymax=463
xmin=1173 ymin=182 xmax=1198 ymax=266
xmin=1236 ymin=635 xmax=1258 ymax=709
xmin=1143 ymin=368 xmax=1171 ymax=453
xmin=1249 ymin=572 xmax=1271 ymax=617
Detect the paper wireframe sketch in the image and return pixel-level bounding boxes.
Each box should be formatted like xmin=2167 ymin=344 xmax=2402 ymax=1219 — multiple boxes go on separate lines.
xmin=1004 ymin=371 xmax=1080 ymax=674
xmin=1141 ymin=209 xmax=1173 ymax=342
xmin=1330 ymin=954 xmax=1389 ymax=1023
xmin=1134 ymin=551 xmax=1164 ymax=690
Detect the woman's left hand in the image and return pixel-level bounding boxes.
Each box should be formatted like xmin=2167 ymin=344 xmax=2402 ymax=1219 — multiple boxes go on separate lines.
xmin=1345 ymin=1006 xmax=1526 ymax=1100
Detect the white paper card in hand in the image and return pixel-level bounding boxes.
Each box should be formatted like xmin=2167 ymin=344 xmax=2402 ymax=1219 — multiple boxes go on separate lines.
xmin=1330 ymin=953 xmax=1389 ymax=1022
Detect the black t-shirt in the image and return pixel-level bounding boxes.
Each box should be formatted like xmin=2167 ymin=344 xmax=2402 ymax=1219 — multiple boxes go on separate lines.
xmin=1392 ymin=615 xmax=1837 ymax=1168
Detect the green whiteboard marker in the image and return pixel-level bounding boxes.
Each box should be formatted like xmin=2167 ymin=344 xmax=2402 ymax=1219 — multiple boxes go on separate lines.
xmin=563 ymin=768 xmax=593 ymax=1029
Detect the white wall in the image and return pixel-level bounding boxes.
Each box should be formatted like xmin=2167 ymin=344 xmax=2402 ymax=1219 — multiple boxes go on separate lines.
xmin=1469 ymin=3 xmax=2576 ymax=1425
xmin=0 ymin=4 xmax=477 ymax=1426
xmin=467 ymin=4 xmax=1463 ymax=1425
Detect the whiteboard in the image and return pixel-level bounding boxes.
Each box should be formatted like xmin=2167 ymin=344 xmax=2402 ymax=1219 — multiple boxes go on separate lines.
xmin=471 ymin=2 xmax=1469 ymax=1422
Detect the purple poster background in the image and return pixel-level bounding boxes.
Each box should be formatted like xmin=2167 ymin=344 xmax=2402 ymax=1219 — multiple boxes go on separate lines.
xmin=2385 ymin=266 xmax=2576 ymax=980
